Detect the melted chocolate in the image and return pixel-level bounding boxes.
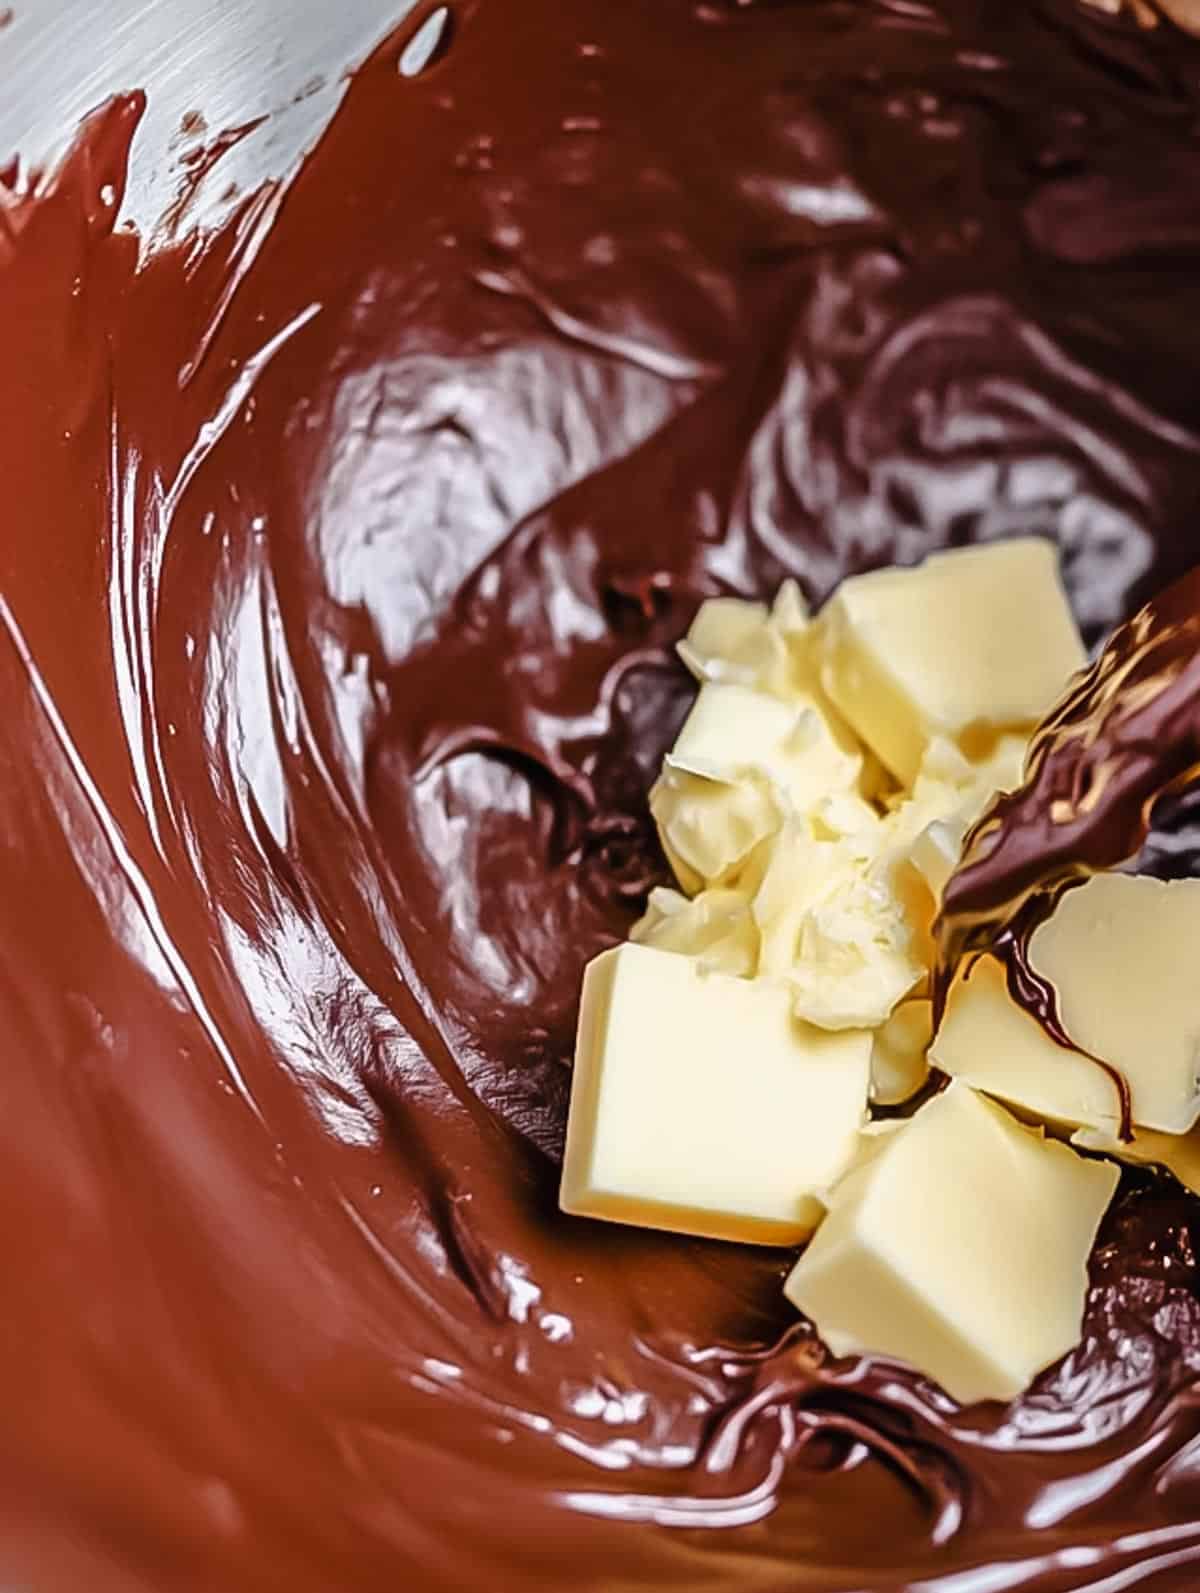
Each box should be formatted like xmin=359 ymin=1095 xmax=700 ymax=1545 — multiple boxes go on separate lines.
xmin=6 ymin=2 xmax=1200 ymax=1588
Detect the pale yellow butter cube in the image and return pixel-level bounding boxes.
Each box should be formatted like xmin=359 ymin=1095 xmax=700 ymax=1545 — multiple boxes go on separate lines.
xmin=817 ymin=540 xmax=1084 ymax=785
xmin=683 ymin=596 xmax=770 ymax=663
xmin=883 ymin=729 xmax=1028 ymax=924
xmin=966 ymin=731 xmax=1028 ymax=799
xmin=671 ymin=681 xmax=862 ymax=809
xmin=885 ymin=731 xmax=1027 ymax=877
xmin=770 ymin=577 xmax=811 ymax=638
xmin=784 ymin=1083 xmax=1118 ymax=1404
xmin=931 ymin=875 xmax=1200 ymax=1135
xmin=560 ymin=942 xmax=870 ymax=1244
xmin=931 ymin=959 xmax=1127 ymax=1132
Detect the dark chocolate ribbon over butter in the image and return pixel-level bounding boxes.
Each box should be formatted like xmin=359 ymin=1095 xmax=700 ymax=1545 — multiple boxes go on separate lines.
xmin=934 ymin=565 xmax=1200 ymax=1138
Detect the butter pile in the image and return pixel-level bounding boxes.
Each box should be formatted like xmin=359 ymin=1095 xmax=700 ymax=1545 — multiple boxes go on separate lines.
xmin=560 ymin=539 xmax=1200 ymax=1405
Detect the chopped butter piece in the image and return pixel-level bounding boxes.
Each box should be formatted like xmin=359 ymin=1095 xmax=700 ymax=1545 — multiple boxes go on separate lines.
xmin=915 ymin=734 xmax=975 ymax=790
xmin=816 ymin=540 xmax=1085 ymax=785
xmin=1072 ymin=1124 xmax=1200 ymax=1199
xmin=561 ymin=942 xmax=870 ymax=1244
xmin=671 ymin=682 xmax=862 ymax=809
xmin=871 ymin=1000 xmax=933 ymax=1105
xmin=651 ymin=678 xmax=864 ymax=893
xmin=771 ymin=577 xmax=810 ymax=637
xmin=784 ymin=1082 xmax=1118 ymax=1404
xmin=932 ymin=875 xmax=1200 ymax=1135
xmin=678 ymin=581 xmax=813 ymax=700
xmin=678 ymin=597 xmax=775 ymax=688
xmin=883 ymin=729 xmax=1029 ymax=920
xmin=631 ymin=885 xmax=758 ymax=978
xmin=886 ymin=732 xmax=1026 ymax=854
xmin=811 ymin=791 xmax=882 ymax=844
xmin=966 ymin=732 xmax=1028 ymax=799
xmin=909 ymin=817 xmax=967 ymax=899
xmin=913 ymin=732 xmax=1027 ymax=820
xmin=931 ymin=959 xmax=1127 ymax=1132
xmin=650 ymin=763 xmax=778 ymax=893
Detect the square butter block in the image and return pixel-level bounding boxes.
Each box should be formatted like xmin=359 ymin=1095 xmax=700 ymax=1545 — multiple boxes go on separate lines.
xmin=784 ymin=1082 xmax=1118 ymax=1404
xmin=560 ymin=942 xmax=870 ymax=1245
xmin=817 ymin=539 xmax=1085 ymax=785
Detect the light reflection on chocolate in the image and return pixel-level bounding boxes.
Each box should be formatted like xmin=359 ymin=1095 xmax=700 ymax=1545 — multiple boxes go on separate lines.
xmin=5 ymin=3 xmax=1200 ymax=1589
xmin=1086 ymin=0 xmax=1200 ymax=39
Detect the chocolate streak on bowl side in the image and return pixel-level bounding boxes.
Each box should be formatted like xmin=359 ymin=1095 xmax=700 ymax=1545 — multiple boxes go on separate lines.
xmin=5 ymin=2 xmax=1200 ymax=1589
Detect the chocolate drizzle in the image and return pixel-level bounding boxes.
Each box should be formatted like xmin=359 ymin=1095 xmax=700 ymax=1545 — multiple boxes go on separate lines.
xmin=6 ymin=3 xmax=1200 ymax=1590
xmin=966 ymin=902 xmax=1136 ymax=1139
xmin=935 ymin=564 xmax=1200 ymax=1139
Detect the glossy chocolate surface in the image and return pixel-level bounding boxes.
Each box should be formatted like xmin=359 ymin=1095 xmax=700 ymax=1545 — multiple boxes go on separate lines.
xmin=5 ymin=2 xmax=1200 ymax=1588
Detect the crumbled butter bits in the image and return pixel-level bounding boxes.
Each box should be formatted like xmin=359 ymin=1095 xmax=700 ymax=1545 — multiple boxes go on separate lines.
xmin=870 ymin=1001 xmax=933 ymax=1106
xmin=816 ymin=539 xmax=1085 ymax=785
xmin=649 ymin=677 xmax=862 ymax=894
xmin=760 ymin=836 xmax=924 ymax=1030
xmin=784 ymin=1083 xmax=1119 ymax=1404
xmin=932 ymin=874 xmax=1200 ymax=1136
xmin=560 ymin=943 xmax=870 ymax=1245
